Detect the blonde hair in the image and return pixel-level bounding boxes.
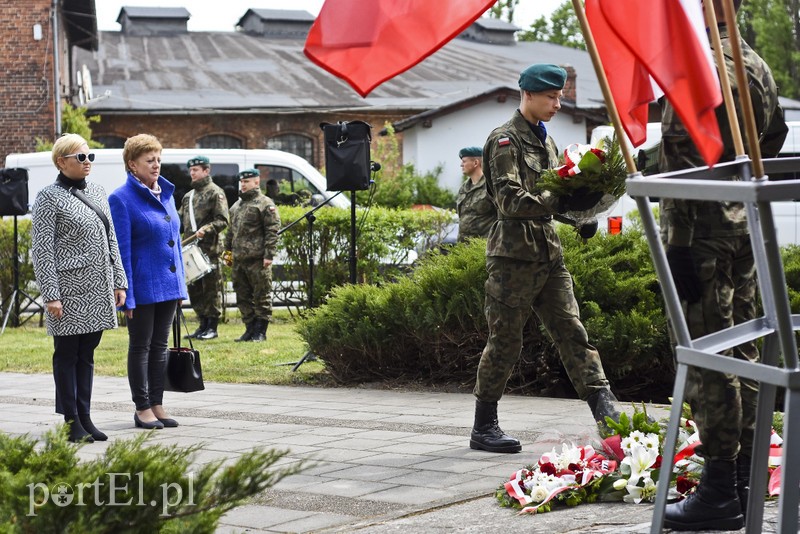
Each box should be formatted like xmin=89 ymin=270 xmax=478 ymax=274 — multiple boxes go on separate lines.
xmin=123 ymin=134 xmax=163 ymax=172
xmin=51 ymin=133 xmax=88 ymax=169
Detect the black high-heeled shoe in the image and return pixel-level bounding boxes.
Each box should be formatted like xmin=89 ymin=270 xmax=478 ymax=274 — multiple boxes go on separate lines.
xmin=134 ymin=412 xmax=164 ymax=429
xmin=157 ymin=417 xmax=179 ymax=428
xmin=79 ymin=414 xmax=108 ymax=441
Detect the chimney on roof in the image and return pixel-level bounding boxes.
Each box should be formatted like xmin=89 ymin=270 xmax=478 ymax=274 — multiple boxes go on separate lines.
xmin=458 ymin=17 xmax=519 ymax=46
xmin=117 ymin=7 xmax=190 ymax=36
xmin=561 ymin=65 xmax=577 ymax=102
xmin=236 ymin=9 xmax=314 ymax=38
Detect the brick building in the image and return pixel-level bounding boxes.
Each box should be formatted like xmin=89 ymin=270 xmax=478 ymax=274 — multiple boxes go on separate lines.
xmin=73 ymin=7 xmax=610 ymax=176
xmin=3 ymin=5 xmax=616 ymax=184
xmin=0 ymin=0 xmax=96 ymax=159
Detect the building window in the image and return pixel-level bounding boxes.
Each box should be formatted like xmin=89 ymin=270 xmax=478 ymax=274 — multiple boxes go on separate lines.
xmin=197 ymin=134 xmax=242 ymax=149
xmin=95 ymin=135 xmax=125 ymax=148
xmin=267 ymin=134 xmax=313 ymax=164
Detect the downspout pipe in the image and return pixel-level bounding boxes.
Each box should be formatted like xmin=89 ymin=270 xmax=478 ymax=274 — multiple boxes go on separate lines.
xmin=52 ymin=0 xmax=61 ymax=137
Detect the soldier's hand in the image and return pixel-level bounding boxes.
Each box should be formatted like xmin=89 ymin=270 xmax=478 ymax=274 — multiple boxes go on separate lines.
xmin=578 ymin=219 xmax=599 ymax=239
xmin=222 ymin=250 xmax=233 ymax=267
xmin=559 ymin=187 xmax=604 ymax=213
xmin=666 ymin=245 xmax=702 ymax=303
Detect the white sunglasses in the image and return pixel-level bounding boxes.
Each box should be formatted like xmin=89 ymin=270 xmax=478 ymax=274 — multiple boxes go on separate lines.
xmin=63 ymin=153 xmax=96 ymax=163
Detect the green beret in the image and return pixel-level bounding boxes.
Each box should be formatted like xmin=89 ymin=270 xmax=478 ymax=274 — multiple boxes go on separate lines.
xmin=238 ymin=168 xmax=260 ymax=180
xmin=459 ymin=146 xmax=482 ymax=158
xmin=519 ymin=64 xmax=567 ymax=92
xmin=187 ymin=155 xmax=210 ymax=168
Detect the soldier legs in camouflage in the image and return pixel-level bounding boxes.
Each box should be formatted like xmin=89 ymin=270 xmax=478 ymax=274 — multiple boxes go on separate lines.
xmin=231 ymin=262 xmax=256 ymax=342
xmin=248 ymin=264 xmax=272 ymax=342
xmin=232 ymin=260 xmax=272 ymax=342
xmin=530 ymin=258 xmax=619 ymax=425
xmin=472 ymin=258 xmax=540 ymax=452
xmin=189 ymin=262 xmax=223 ymax=340
xmin=667 ymin=236 xmax=756 ymax=529
xmin=732 ymin=240 xmax=759 ymax=514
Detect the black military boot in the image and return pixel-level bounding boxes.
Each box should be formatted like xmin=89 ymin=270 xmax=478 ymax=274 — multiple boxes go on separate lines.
xmin=736 ymin=454 xmax=751 ymax=517
xmin=249 ymin=319 xmax=267 ymax=342
xmin=469 ymin=400 xmax=521 ymax=453
xmin=587 ymin=388 xmax=621 ymax=427
xmin=186 ymin=317 xmax=208 ymax=339
xmin=197 ymin=318 xmax=219 ymax=340
xmin=664 ymin=458 xmax=744 ymax=531
xmin=234 ymin=321 xmax=253 ymax=342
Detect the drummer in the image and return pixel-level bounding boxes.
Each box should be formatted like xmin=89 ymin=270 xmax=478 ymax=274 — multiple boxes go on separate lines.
xmin=178 ymin=156 xmax=229 ymax=340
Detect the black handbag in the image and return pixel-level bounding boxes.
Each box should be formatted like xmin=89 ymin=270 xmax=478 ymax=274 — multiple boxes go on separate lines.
xmin=165 ymin=310 xmax=205 ymax=393
xmin=319 ymin=120 xmax=372 ymax=191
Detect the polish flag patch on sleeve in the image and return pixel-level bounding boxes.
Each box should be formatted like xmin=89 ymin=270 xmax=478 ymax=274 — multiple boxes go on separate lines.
xmin=498 ymin=137 xmax=510 ymax=147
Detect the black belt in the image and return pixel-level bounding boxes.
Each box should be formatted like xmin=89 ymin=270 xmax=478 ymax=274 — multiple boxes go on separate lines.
xmin=498 ymin=215 xmax=552 ymax=222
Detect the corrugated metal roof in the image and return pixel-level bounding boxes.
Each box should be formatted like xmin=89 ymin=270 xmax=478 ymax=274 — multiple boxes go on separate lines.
xmin=241 ymin=9 xmax=316 ymax=23
xmin=75 ymin=25 xmax=606 ymax=115
xmin=116 ymin=7 xmax=191 ymax=22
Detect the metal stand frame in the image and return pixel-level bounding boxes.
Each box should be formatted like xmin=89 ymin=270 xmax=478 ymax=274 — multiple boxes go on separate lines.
xmin=276 ymin=190 xmax=356 ymax=371
xmin=629 ymin=156 xmax=800 ymax=533
xmin=1 ymin=215 xmax=43 ymax=334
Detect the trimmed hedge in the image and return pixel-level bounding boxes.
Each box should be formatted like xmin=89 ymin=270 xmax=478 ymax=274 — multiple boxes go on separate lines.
xmin=277 ymin=205 xmax=454 ymax=303
xmin=299 ymin=228 xmax=800 ymax=403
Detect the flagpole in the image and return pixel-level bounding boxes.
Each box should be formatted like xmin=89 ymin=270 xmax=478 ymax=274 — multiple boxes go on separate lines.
xmin=570 ymin=0 xmax=637 ymax=174
xmin=702 ymin=0 xmax=745 ymax=158
xmin=721 ymin=0 xmax=765 ymax=178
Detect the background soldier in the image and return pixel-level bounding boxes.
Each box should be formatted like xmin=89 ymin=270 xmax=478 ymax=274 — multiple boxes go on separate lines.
xmin=266 ymin=178 xmax=300 ymax=206
xmin=179 ymin=156 xmax=229 ymax=340
xmin=471 ymin=63 xmax=621 ymax=454
xmin=224 ymin=169 xmax=281 ymax=342
xmin=660 ymin=0 xmax=788 ymax=529
xmin=456 ymin=146 xmax=497 ymax=242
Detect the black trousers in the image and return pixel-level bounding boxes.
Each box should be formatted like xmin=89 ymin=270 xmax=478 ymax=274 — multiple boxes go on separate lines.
xmin=126 ymin=300 xmax=178 ymax=410
xmin=52 ymin=331 xmax=103 ymax=416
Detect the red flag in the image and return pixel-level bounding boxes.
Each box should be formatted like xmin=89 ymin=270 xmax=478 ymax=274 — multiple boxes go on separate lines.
xmin=586 ymin=0 xmax=723 ymax=166
xmin=585 ymin=0 xmax=654 ymax=147
xmin=304 ymin=0 xmax=496 ymax=98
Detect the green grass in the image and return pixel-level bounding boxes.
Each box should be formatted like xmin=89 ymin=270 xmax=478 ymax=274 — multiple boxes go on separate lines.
xmin=0 ymin=309 xmax=327 ymax=385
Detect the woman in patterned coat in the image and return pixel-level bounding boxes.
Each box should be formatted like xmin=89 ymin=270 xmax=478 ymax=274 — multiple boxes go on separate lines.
xmin=31 ymin=133 xmax=128 ymax=443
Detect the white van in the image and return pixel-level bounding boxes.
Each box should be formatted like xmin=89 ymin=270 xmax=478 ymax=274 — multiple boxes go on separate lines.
xmin=4 ymin=148 xmax=349 ymax=211
xmin=591 ymin=121 xmax=800 ymax=246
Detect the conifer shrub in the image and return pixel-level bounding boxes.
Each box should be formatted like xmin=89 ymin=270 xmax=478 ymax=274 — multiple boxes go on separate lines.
xmin=0 ymin=426 xmax=307 ymax=532
xmin=277 ymin=205 xmax=454 ymax=304
xmin=298 ymin=227 xmax=679 ymax=402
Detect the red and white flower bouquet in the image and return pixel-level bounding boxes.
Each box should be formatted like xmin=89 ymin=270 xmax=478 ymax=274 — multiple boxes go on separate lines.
xmin=497 ymin=404 xmax=785 ymax=516
xmin=537 ymin=135 xmax=627 ymax=224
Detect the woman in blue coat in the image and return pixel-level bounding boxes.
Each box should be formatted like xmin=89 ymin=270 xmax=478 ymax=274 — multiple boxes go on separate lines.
xmin=31 ymin=133 xmax=128 ymax=442
xmin=109 ymin=134 xmax=188 ymax=430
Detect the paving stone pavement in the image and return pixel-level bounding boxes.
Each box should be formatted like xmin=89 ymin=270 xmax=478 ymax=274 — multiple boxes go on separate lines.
xmin=0 ymin=372 xmax=784 ymax=533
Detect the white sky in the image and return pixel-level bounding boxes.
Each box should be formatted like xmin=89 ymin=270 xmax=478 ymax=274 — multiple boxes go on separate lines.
xmin=95 ymin=0 xmax=564 ymax=32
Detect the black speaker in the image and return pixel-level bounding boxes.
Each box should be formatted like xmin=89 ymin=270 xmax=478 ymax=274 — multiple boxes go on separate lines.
xmin=0 ymin=168 xmax=29 ymax=216
xmin=320 ymin=121 xmax=372 ymax=191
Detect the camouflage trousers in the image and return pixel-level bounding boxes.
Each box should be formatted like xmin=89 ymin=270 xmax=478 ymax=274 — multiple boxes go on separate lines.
xmin=187 ymin=259 xmax=222 ymax=319
xmin=683 ymin=235 xmax=758 ymax=460
xmin=474 ymin=255 xmax=609 ymax=402
xmin=231 ymin=259 xmax=273 ymax=325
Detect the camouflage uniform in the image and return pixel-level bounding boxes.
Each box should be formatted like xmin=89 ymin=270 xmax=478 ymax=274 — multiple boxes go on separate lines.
xmin=456 ymin=174 xmax=497 ymax=241
xmin=179 ymin=175 xmax=229 ymax=321
xmin=225 ymin=188 xmax=281 ymax=326
xmin=659 ymin=27 xmax=787 ymax=460
xmin=474 ymin=110 xmax=611 ymax=402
